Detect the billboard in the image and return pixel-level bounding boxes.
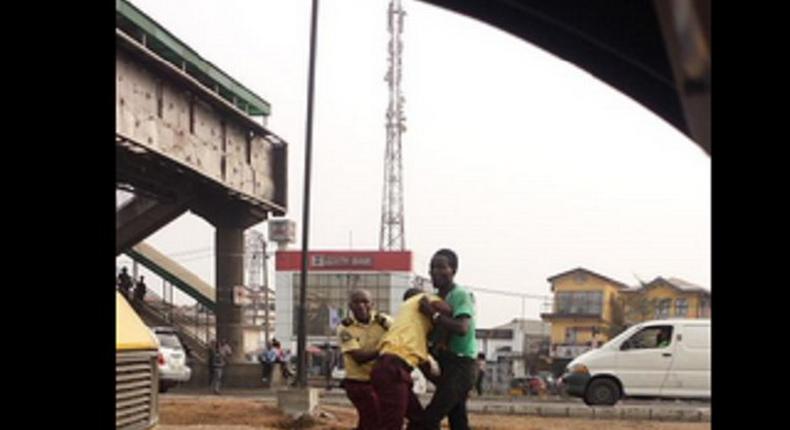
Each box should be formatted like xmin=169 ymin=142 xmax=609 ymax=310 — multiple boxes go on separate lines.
xmin=269 ymin=219 xmax=296 ymax=244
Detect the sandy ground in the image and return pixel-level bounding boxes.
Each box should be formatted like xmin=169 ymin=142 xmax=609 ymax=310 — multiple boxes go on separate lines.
xmin=158 ymin=396 xmax=711 ymax=430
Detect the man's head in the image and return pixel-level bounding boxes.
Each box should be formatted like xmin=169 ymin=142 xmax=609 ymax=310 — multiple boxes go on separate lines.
xmin=348 ymin=289 xmax=373 ymax=322
xmin=121 ymin=267 xmax=128 ymax=273
xmin=139 ymin=276 xmax=145 ymax=281
xmin=430 ymin=248 xmax=458 ymax=289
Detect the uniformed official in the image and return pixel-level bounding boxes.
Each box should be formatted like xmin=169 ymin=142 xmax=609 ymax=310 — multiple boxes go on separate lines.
xmin=337 ymin=289 xmax=392 ymax=430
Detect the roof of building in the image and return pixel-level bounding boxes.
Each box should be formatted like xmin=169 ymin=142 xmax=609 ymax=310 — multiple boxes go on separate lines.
xmin=116 ymin=0 xmax=271 ymax=117
xmin=656 ymin=277 xmax=710 ymax=294
xmin=546 ymin=267 xmax=630 ymax=290
xmin=622 ymin=276 xmax=710 ymax=295
xmin=496 ymin=318 xmax=551 ymax=335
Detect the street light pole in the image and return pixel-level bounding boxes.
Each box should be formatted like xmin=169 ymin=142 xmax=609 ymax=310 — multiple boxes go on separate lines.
xmin=261 ymin=238 xmax=270 ymax=346
xmin=297 ymin=0 xmax=320 ymax=389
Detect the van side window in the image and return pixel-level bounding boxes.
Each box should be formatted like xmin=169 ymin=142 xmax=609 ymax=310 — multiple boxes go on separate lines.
xmin=622 ymin=325 xmax=673 ymax=350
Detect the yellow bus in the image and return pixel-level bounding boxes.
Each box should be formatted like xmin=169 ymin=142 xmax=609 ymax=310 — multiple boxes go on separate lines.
xmin=116 ymin=292 xmax=159 ymax=429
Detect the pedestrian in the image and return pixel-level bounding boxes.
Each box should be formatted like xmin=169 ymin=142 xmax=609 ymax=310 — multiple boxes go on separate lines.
xmin=337 ymin=289 xmax=392 ymax=430
xmin=416 ymin=248 xmax=478 ymax=430
xmin=475 ymin=353 xmax=486 ymax=396
xmin=117 ymin=266 xmax=133 ymax=300
xmin=210 ymin=339 xmax=232 ymax=394
xmin=133 ymin=275 xmax=147 ymax=303
xmin=258 ymin=342 xmax=274 ymax=386
xmin=370 ymin=287 xmax=452 ymax=430
xmin=270 ymin=339 xmax=293 ymax=383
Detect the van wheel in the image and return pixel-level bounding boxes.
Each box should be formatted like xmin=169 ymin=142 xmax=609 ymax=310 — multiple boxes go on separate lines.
xmin=584 ymin=378 xmax=619 ymax=406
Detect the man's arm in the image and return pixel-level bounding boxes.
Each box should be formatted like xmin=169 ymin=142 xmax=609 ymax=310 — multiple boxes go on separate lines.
xmin=347 ymin=349 xmax=379 ymax=365
xmin=418 ymin=296 xmax=469 ymax=336
xmin=434 ymin=314 xmax=470 ymax=336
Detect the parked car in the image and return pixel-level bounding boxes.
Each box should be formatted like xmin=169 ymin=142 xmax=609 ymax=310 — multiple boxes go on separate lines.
xmin=150 ymin=326 xmax=192 ymax=392
xmin=509 ymin=375 xmax=546 ymax=396
xmin=562 ymin=319 xmax=710 ymax=406
xmin=536 ymin=371 xmax=559 ymax=395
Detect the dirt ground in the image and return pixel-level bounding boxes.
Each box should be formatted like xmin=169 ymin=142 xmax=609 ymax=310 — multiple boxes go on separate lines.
xmin=158 ymin=396 xmax=711 ymax=430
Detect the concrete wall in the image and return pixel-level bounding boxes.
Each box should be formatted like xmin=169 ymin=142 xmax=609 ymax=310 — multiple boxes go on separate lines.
xmin=116 ymin=49 xmax=277 ymax=203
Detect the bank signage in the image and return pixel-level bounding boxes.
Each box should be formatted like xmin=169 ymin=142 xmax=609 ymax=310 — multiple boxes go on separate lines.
xmin=312 ymin=255 xmax=373 ymax=268
xmin=276 ymin=250 xmax=412 ymax=272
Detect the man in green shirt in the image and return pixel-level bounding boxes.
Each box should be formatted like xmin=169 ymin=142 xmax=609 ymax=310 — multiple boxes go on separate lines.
xmin=417 ymin=248 xmax=477 ymax=430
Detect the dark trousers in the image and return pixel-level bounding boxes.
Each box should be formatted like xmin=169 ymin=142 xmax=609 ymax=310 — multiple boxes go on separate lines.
xmin=344 ymin=379 xmax=380 ymax=430
xmin=261 ymin=362 xmax=273 ymax=385
xmin=420 ymin=352 xmax=477 ymax=430
xmin=370 ymin=354 xmax=424 ymax=430
xmin=475 ymin=370 xmax=485 ymax=395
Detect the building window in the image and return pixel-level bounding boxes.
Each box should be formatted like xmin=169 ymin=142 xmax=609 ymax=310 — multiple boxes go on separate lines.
xmin=555 ymin=291 xmax=603 ymax=316
xmin=656 ymin=299 xmax=672 ymax=319
xmin=675 ymin=298 xmax=688 ymax=317
xmin=292 ymin=273 xmax=392 ymax=336
xmin=565 ymin=327 xmax=578 ymax=344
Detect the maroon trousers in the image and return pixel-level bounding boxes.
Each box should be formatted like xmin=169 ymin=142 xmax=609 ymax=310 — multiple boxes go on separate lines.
xmin=370 ymin=354 xmax=424 ymax=430
xmin=343 ymin=379 xmax=381 ymax=430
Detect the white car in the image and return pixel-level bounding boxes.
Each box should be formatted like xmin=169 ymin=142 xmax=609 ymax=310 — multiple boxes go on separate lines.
xmin=151 ymin=327 xmax=192 ymax=392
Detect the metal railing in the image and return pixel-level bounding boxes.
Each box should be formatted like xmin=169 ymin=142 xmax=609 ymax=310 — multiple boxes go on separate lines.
xmin=130 ymin=289 xmax=215 ymax=363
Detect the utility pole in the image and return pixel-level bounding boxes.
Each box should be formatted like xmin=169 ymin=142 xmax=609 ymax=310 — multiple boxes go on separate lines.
xmin=262 ymin=238 xmax=270 ymax=345
xmin=245 ymin=229 xmax=271 ymax=345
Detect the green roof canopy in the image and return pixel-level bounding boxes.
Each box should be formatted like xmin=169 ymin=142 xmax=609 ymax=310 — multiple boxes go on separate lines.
xmin=116 ymin=0 xmax=271 ymax=117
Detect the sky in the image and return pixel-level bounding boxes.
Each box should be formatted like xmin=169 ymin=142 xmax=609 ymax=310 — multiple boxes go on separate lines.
xmin=117 ymin=0 xmax=711 ymax=329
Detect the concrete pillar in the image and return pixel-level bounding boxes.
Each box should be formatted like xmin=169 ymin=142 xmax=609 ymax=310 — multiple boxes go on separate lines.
xmin=215 ymin=226 xmax=246 ymax=363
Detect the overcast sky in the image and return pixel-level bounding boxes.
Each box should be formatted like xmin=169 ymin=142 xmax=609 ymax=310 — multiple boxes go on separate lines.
xmin=117 ymin=0 xmax=711 ymax=329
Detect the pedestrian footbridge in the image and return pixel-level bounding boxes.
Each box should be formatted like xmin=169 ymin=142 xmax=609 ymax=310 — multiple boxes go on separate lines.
xmin=125 ymin=241 xmax=216 ymax=311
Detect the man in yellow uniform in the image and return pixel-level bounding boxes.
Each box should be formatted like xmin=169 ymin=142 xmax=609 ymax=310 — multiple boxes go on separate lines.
xmin=337 ymin=289 xmax=392 ymax=430
xmin=371 ymin=288 xmax=451 ymax=430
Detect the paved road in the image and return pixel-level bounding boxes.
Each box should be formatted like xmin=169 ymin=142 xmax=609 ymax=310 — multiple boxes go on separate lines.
xmin=167 ymin=386 xmax=709 ymax=412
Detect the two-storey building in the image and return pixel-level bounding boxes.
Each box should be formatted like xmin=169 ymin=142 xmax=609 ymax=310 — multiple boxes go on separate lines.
xmin=540 ymin=268 xmax=630 ymax=360
xmin=540 ymin=268 xmax=711 ymax=366
xmin=619 ymin=276 xmax=711 ymax=325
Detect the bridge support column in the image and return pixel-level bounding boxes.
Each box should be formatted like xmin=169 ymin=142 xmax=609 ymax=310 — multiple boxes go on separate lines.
xmin=215 ymin=226 xmax=246 ymax=363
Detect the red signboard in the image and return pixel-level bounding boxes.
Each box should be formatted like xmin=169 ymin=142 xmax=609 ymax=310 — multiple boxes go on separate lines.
xmin=276 ymin=250 xmax=412 ymax=272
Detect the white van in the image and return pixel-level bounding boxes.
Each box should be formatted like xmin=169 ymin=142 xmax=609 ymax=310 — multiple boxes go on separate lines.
xmin=562 ymin=319 xmax=710 ymax=406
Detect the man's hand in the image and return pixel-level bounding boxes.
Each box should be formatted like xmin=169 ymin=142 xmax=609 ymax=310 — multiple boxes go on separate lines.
xmin=418 ymin=296 xmax=435 ymax=317
xmin=418 ymin=361 xmax=440 ymax=384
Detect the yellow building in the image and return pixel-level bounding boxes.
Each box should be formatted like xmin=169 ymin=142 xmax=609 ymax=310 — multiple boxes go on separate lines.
xmin=619 ymin=277 xmax=711 ymax=325
xmin=540 ymin=269 xmax=711 ymax=361
xmin=540 ymin=268 xmax=630 ymax=359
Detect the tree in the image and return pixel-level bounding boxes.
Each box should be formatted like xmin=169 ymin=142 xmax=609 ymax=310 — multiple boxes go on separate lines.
xmin=606 ymin=286 xmax=657 ymax=339
xmin=621 ymin=293 xmax=657 ymax=325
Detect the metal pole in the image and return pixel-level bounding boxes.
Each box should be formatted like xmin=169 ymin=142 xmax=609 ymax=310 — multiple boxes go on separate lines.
xmin=262 ymin=239 xmax=270 ymax=345
xmin=297 ymin=0 xmax=320 ymax=389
